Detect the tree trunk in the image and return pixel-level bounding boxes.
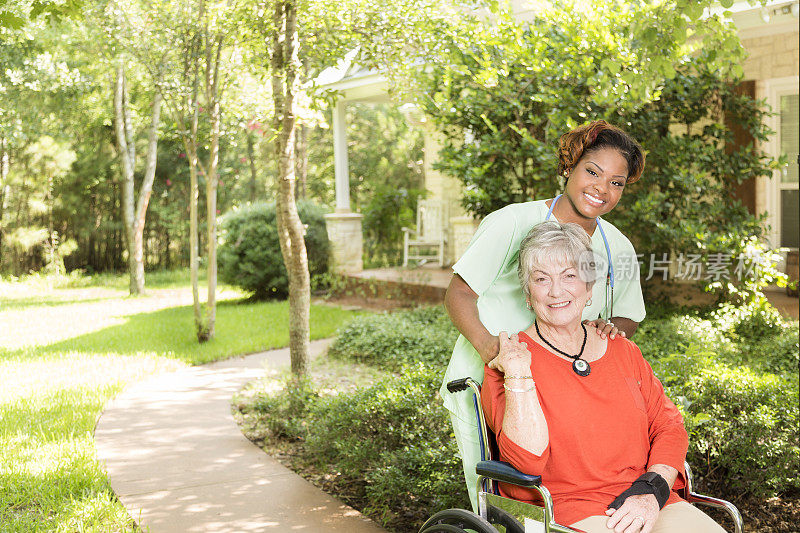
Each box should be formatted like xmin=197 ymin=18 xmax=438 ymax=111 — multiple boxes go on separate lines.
xmin=113 ymin=65 xmax=140 ymax=294
xmin=0 ymin=136 xmax=7 ymax=271
xmin=203 ymin=34 xmax=224 ymax=340
xmin=271 ymin=0 xmax=309 ymax=376
xmin=131 ymin=91 xmax=163 ymax=293
xmin=247 ymin=132 xmax=258 ymax=203
xmin=185 ymin=136 xmax=203 ymax=339
xmin=295 ymin=123 xmax=307 ymax=199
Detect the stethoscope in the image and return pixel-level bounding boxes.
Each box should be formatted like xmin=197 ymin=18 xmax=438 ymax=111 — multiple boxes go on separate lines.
xmin=545 ymin=194 xmax=614 ymax=320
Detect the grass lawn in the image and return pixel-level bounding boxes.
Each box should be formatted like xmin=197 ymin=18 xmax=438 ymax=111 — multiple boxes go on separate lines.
xmin=0 ymin=271 xmax=361 ymax=532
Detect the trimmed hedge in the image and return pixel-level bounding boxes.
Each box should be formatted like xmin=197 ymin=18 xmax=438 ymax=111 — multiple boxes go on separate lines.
xmin=328 ymin=306 xmax=457 ymax=370
xmin=218 ymin=201 xmax=329 ymax=299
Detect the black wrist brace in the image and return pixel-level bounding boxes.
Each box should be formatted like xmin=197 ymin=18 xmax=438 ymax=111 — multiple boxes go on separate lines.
xmin=607 ymin=472 xmax=670 ymax=510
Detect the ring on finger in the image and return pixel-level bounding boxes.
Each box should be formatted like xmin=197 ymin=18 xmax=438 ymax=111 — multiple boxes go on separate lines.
xmin=633 ymin=515 xmax=645 ymax=523
xmin=607 ymin=322 xmax=615 ymax=327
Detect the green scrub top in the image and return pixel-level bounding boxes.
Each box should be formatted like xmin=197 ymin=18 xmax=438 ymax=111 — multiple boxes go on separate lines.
xmin=440 ymin=200 xmax=646 ymax=422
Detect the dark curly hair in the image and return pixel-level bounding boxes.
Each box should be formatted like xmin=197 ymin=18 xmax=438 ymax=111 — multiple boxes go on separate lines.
xmin=557 ymin=120 xmax=645 ymax=183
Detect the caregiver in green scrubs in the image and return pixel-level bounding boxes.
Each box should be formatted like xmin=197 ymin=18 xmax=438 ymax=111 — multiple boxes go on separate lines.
xmin=441 ymin=120 xmax=648 ymax=510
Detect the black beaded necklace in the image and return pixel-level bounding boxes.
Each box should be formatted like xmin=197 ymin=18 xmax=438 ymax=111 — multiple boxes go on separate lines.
xmin=534 ymin=320 xmax=591 ymax=377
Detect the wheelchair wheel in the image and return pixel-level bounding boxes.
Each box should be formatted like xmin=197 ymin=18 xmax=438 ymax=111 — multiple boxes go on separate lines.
xmin=420 ymin=524 xmax=472 ymax=533
xmin=419 ymin=508 xmax=497 ymax=533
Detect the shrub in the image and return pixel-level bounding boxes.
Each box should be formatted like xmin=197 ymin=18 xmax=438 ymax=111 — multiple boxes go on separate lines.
xmin=654 ymin=351 xmax=800 ymax=500
xmin=303 ymin=363 xmax=467 ymax=528
xmin=636 ymin=301 xmax=798 ymax=374
xmin=328 ymin=306 xmax=457 ymax=370
xmin=250 ymin=375 xmax=319 ymax=440
xmin=362 ymin=183 xmax=425 ymax=268
xmin=218 ymin=201 xmax=329 ymax=299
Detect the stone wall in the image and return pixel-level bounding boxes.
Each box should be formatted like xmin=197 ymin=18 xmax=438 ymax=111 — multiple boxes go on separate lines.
xmin=741 ymin=28 xmax=799 ymax=81
xmin=324 ymin=212 xmax=363 ymax=273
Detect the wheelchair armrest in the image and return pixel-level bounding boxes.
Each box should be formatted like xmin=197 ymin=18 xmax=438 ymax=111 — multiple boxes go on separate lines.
xmin=684 ymin=492 xmax=744 ymax=533
xmin=477 ymin=460 xmax=541 ymax=488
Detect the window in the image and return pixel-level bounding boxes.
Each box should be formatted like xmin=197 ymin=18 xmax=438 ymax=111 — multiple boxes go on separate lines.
xmin=763 ymin=77 xmax=799 ymax=252
xmin=779 ymin=93 xmax=798 ymax=249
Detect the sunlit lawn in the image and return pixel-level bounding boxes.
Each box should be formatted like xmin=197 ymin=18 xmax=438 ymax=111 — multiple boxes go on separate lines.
xmin=0 ymin=271 xmax=361 ymax=532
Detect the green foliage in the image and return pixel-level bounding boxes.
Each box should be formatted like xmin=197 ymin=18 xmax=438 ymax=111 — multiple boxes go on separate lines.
xmin=250 ymin=363 xmax=467 ymax=530
xmin=655 ymin=352 xmax=799 ymax=499
xmin=361 ymin=182 xmax=424 ymax=267
xmin=411 ymin=3 xmax=780 ymax=301
xmin=701 ymin=235 xmax=790 ymax=304
xmin=218 ymin=201 xmax=329 ymax=299
xmin=328 ymin=306 xmax=457 ymax=369
xmin=251 ymin=375 xmax=319 ymax=439
xmin=414 ymin=3 xmax=749 ymax=215
xmin=1 ymin=135 xmax=78 ymax=274
xmin=346 ymin=105 xmax=424 ymax=266
xmin=0 ymin=0 xmax=83 ymax=30
xmin=308 ymin=364 xmax=466 ymax=525
xmin=616 ymin=60 xmax=787 ymax=301
xmin=636 ymin=300 xmax=799 ymax=375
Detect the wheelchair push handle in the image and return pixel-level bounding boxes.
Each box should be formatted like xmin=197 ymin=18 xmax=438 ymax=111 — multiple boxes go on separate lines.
xmin=447 ymin=378 xmax=471 ymax=393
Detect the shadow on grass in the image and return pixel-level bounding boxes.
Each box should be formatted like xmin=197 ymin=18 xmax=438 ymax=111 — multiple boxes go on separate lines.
xmin=16 ymin=299 xmax=358 ymax=366
xmin=0 ymin=295 xmax=122 ymax=311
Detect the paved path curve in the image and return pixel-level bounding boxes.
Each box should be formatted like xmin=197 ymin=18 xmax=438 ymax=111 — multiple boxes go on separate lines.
xmin=94 ymin=339 xmax=386 ymax=533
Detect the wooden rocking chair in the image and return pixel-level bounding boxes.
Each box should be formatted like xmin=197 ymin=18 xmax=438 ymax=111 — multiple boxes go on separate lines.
xmin=402 ymin=199 xmax=447 ymax=267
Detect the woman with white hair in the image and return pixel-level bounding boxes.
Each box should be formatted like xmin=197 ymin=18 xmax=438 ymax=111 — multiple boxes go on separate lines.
xmin=480 ymin=221 xmax=724 ymax=533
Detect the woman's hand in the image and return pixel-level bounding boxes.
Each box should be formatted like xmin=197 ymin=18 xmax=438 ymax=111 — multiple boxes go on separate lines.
xmin=488 ymin=332 xmax=531 ymax=375
xmin=604 ymin=494 xmax=659 ymax=533
xmin=583 ymin=318 xmax=624 ymax=340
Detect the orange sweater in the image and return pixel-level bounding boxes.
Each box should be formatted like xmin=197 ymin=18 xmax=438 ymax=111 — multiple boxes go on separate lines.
xmin=481 ymin=333 xmax=688 ymax=526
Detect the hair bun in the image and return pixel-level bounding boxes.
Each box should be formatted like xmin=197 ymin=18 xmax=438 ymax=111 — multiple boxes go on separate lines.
xmin=557 ymin=120 xmax=645 ymax=184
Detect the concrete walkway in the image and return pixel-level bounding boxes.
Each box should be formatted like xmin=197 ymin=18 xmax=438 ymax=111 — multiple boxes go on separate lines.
xmin=94 ymin=340 xmax=386 ymax=533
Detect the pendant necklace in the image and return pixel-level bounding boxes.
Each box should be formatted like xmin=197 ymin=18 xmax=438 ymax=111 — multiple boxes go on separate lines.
xmin=534 ymin=320 xmax=591 ymax=377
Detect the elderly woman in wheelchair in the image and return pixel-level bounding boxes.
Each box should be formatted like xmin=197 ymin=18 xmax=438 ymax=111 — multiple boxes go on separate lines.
xmin=421 ymin=222 xmax=742 ymax=533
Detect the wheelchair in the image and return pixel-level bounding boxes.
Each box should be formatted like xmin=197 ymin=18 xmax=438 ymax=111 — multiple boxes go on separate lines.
xmin=419 ymin=377 xmax=743 ymax=533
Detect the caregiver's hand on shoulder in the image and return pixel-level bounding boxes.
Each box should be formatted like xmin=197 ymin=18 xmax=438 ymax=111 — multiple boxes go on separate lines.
xmin=481 ymin=335 xmax=500 ymax=366
xmin=488 ymin=332 xmax=530 ymax=374
xmin=583 ymin=318 xmax=624 ymax=340
xmin=604 ymin=494 xmax=659 ymax=533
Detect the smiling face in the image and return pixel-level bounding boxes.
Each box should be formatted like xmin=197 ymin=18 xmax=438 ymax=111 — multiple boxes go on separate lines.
xmin=562 ymin=147 xmax=629 ymax=221
xmin=527 ymin=258 xmax=591 ymax=328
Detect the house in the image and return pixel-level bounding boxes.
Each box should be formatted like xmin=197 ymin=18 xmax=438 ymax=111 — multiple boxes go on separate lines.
xmin=317 ymin=1 xmax=799 ymax=278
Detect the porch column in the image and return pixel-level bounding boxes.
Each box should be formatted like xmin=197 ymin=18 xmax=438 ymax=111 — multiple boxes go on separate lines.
xmin=325 ymin=98 xmax=363 ymax=272
xmin=333 ymin=99 xmax=351 ymax=213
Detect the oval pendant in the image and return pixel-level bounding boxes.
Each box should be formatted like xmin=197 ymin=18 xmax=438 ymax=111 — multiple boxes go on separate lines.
xmin=572 ymin=359 xmax=591 ymax=377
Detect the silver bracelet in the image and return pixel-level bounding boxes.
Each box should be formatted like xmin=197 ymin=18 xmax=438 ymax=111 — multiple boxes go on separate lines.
xmin=504 ymin=375 xmax=534 ymax=380
xmin=503 ymin=382 xmax=536 ymax=393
